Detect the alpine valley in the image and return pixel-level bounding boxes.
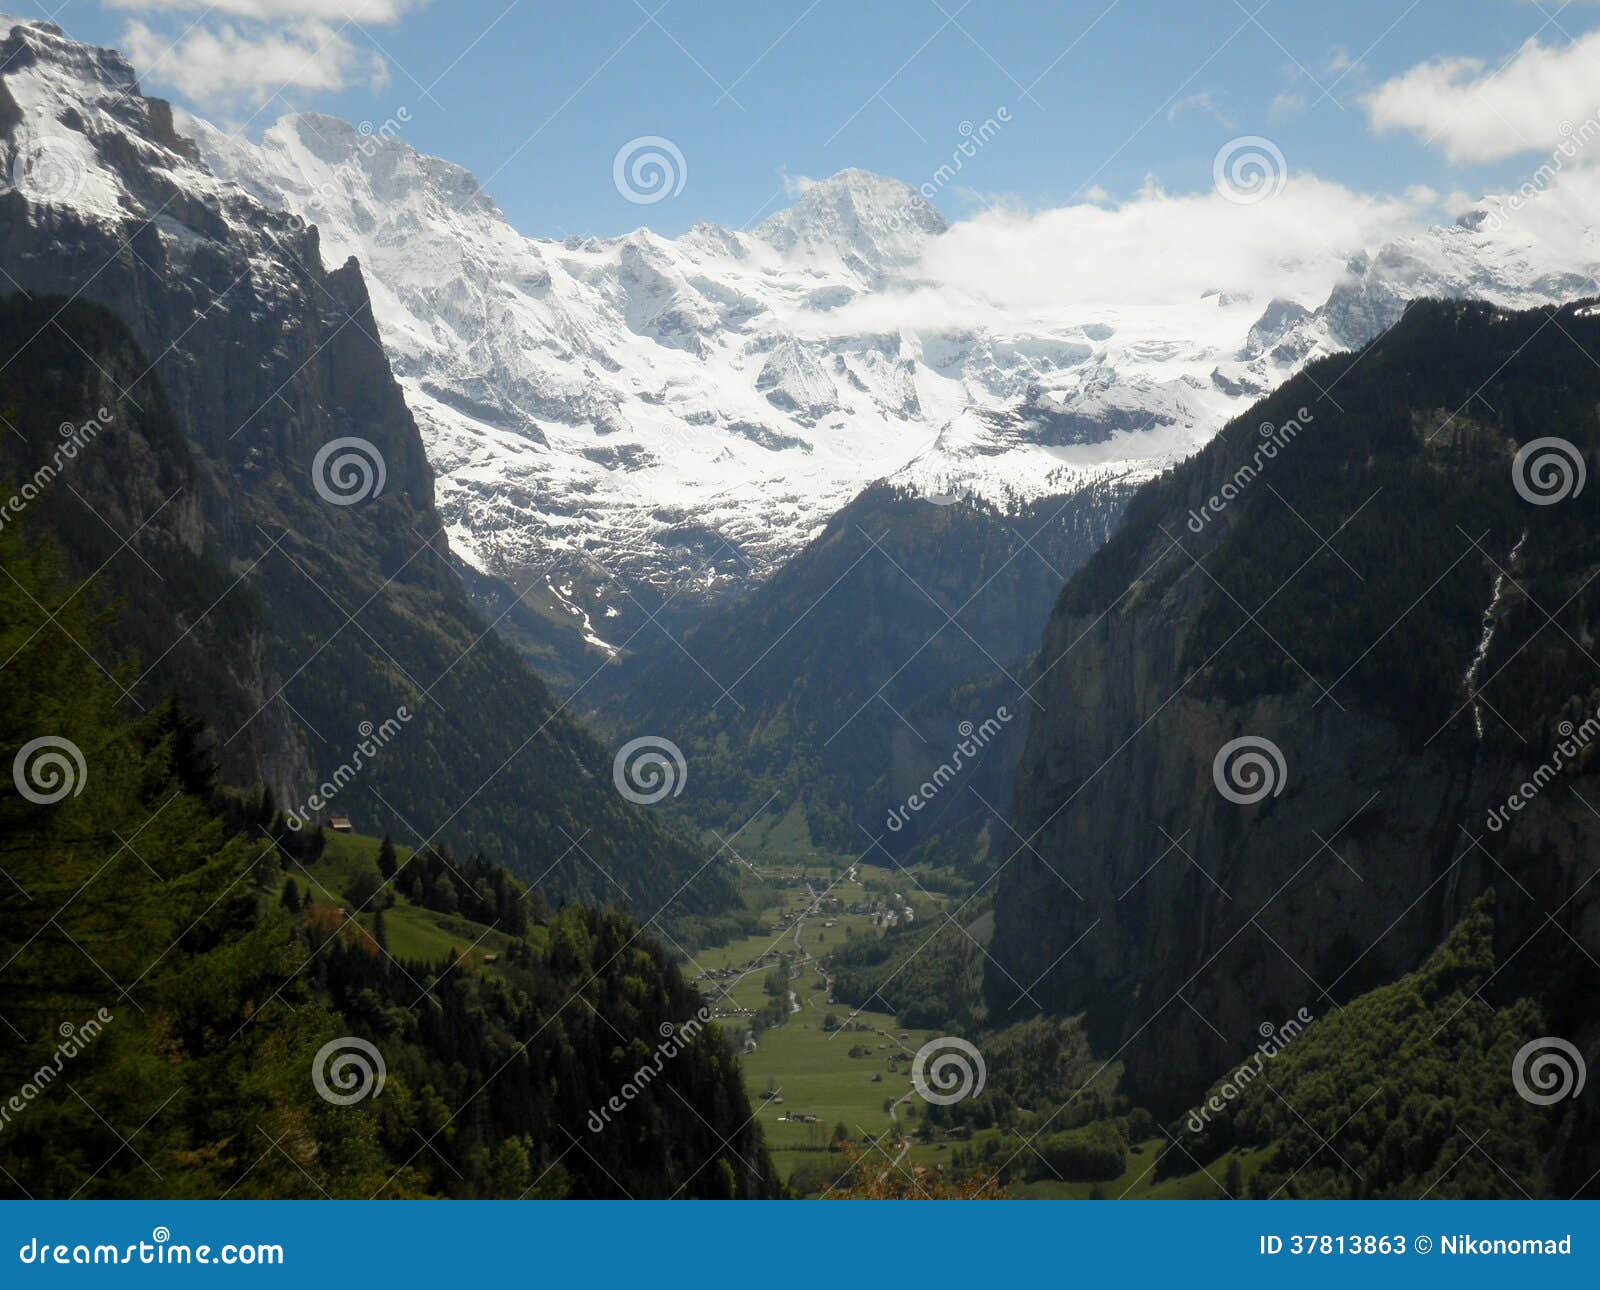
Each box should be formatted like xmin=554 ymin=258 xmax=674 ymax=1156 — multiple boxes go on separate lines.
xmin=0 ymin=12 xmax=1596 ymax=1205
xmin=185 ymin=106 xmax=1596 ymax=659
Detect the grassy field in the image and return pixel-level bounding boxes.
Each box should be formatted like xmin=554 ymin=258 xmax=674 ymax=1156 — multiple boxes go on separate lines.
xmin=681 ymin=855 xmax=1276 ymax=1200
xmin=1008 ymin=1141 xmax=1277 ymax=1200
xmin=682 ymin=860 xmax=955 ymax=1191
xmin=299 ymin=829 xmax=410 ymax=898
xmin=297 ymin=832 xmax=1255 ymax=1199
xmin=901 ymin=1125 xmax=1276 ymax=1200
xmin=276 ymin=829 xmax=526 ymax=972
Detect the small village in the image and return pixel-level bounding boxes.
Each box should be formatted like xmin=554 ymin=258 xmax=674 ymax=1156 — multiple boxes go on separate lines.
xmin=683 ymin=861 xmax=953 ymax=1184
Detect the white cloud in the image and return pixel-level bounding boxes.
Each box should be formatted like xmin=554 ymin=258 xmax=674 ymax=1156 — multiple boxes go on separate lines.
xmin=789 ymin=176 xmax=1428 ymax=341
xmin=107 ymin=1 xmax=416 ymax=21
xmin=778 ymin=167 xmax=817 ymax=198
xmin=922 ymin=178 xmax=1421 ymax=309
xmin=1167 ymin=92 xmax=1234 ymax=129
xmin=1364 ymin=32 xmax=1600 ymax=164
xmin=122 ymin=18 xmax=390 ymax=107
xmin=1465 ymin=155 xmax=1600 ymax=266
xmin=1269 ymin=91 xmax=1306 ymax=123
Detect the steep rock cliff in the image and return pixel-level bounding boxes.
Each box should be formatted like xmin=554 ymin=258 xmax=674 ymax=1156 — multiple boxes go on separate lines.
xmin=990 ymin=299 xmax=1600 ymax=1117
xmin=0 ymin=18 xmax=728 ymax=916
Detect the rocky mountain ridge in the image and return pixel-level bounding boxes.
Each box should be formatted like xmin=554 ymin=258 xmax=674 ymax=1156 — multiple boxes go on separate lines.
xmin=182 ymin=104 xmax=1599 ymax=664
xmin=0 ymin=15 xmax=729 ymax=916
xmin=988 ymin=298 xmax=1600 ymax=1119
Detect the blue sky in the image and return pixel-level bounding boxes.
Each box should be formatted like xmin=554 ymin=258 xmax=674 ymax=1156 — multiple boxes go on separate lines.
xmin=30 ymin=0 xmax=1600 ymax=237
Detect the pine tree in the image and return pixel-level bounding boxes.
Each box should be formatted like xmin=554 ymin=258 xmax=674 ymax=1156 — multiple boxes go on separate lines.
xmin=1224 ymin=1156 xmax=1243 ymax=1200
xmin=0 ymin=517 xmax=386 ymax=1199
xmin=146 ymin=694 xmax=217 ymax=800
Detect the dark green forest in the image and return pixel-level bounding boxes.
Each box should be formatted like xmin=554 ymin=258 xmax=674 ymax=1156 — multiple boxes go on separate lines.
xmin=0 ymin=515 xmax=777 ymax=1198
xmin=1156 ymin=895 xmax=1558 ymax=1199
xmin=597 ymin=479 xmax=1127 ymax=861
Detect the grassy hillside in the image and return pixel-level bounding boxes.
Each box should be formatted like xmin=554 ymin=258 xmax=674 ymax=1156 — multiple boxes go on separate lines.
xmin=0 ymin=513 xmax=777 ymax=1199
xmin=1156 ymin=894 xmax=1555 ymax=1199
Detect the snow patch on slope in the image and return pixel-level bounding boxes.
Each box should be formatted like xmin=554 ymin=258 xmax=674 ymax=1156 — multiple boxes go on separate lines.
xmin=170 ymin=101 xmax=1600 ymax=633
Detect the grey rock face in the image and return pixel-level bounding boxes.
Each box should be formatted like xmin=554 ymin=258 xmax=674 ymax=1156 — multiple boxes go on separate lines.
xmin=989 ymin=300 xmax=1600 ymax=1110
xmin=0 ymin=17 xmax=725 ymax=914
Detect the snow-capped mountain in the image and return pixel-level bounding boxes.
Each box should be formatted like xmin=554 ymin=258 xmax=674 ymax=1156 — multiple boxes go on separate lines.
xmin=12 ymin=11 xmax=1596 ymax=660
xmin=0 ymin=14 xmax=738 ymax=910
xmin=186 ymin=116 xmax=993 ymax=639
xmin=182 ymin=110 xmax=1600 ymax=654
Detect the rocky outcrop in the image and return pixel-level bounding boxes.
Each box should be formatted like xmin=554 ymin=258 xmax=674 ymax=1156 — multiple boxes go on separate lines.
xmin=0 ymin=294 xmax=305 ymax=795
xmin=0 ymin=17 xmax=729 ymax=916
xmin=989 ymin=299 xmax=1600 ymax=1116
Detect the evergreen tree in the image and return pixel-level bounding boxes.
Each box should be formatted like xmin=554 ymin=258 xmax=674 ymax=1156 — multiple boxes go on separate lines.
xmin=0 ymin=520 xmax=391 ymax=1199
xmin=376 ymin=834 xmax=397 ymax=881
xmin=146 ymin=694 xmax=218 ymax=800
xmin=1224 ymin=1156 xmax=1243 ymax=1200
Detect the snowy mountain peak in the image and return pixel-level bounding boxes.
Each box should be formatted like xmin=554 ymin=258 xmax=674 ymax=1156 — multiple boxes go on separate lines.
xmin=13 ymin=15 xmax=1596 ymax=668
xmin=181 ymin=109 xmax=499 ymax=229
xmin=755 ymin=168 xmax=946 ymax=278
xmin=275 ymin=111 xmax=497 ymax=216
xmin=0 ymin=16 xmax=252 ymax=236
xmin=176 ymin=100 xmax=1600 ymax=649
xmin=1 ymin=16 xmax=138 ymax=97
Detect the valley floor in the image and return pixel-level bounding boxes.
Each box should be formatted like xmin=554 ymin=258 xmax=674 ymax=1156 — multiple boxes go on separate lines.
xmin=680 ymin=856 xmax=1250 ymax=1198
xmin=684 ymin=860 xmax=948 ymax=1192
